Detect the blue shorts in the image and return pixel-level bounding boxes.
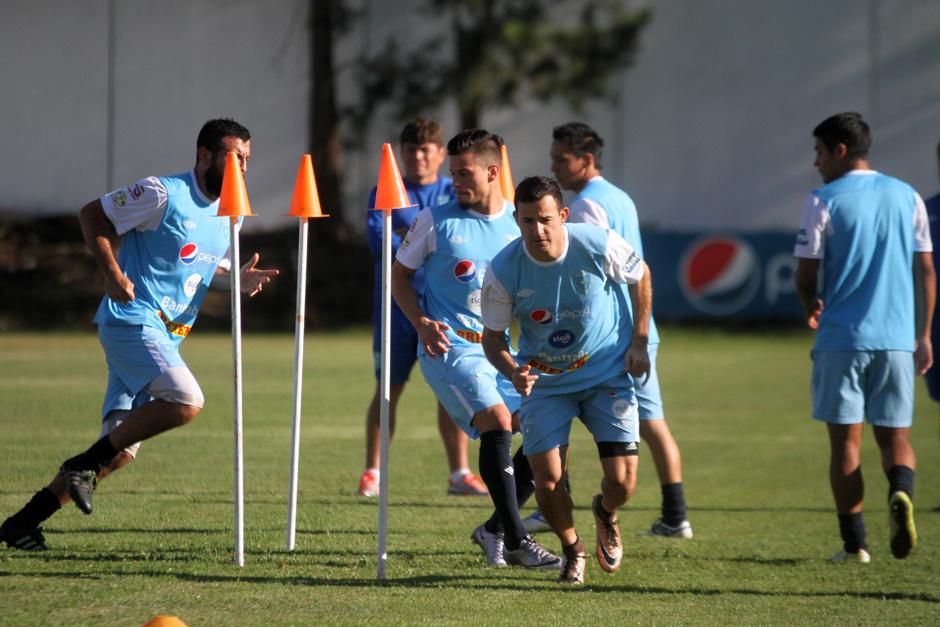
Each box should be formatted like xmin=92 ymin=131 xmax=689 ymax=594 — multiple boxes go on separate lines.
xmin=418 ymin=344 xmax=520 ymax=439
xmin=811 ymin=350 xmax=914 ymax=428
xmin=98 ymin=324 xmax=187 ymax=418
xmin=372 ymin=299 xmax=420 ymax=385
xmin=519 ymin=373 xmax=639 ymax=455
xmin=637 ymin=344 xmax=665 ymax=421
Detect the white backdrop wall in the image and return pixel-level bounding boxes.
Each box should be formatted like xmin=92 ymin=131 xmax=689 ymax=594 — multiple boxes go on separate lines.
xmin=2 ymin=0 xmax=939 ymax=233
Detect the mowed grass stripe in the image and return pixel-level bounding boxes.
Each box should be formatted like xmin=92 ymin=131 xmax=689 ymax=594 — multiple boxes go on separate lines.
xmin=0 ymin=328 xmax=938 ymax=625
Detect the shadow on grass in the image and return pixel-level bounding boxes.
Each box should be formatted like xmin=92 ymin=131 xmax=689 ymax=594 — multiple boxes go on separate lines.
xmin=2 ymin=568 xmax=938 ymax=604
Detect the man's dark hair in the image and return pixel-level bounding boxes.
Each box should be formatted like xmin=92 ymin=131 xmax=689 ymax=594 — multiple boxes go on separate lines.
xmin=400 ymin=118 xmax=445 ymax=146
xmin=515 ymin=176 xmax=564 ymax=209
xmin=446 ymin=128 xmax=501 ymax=165
xmin=812 ymin=113 xmax=871 ymax=159
xmin=553 ymin=122 xmax=604 ymax=169
xmin=197 ymin=118 xmax=251 ymax=153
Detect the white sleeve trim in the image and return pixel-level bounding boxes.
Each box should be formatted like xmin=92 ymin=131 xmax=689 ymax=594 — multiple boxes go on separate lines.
xmin=793 ymin=194 xmax=829 ymax=259
xmin=100 ymin=177 xmax=168 ymax=235
xmin=395 ymin=207 xmax=436 ymax=269
xmin=604 ymin=229 xmax=644 ymax=284
xmin=481 ymin=271 xmax=514 ymax=331
xmin=913 ymin=192 xmax=933 ymax=252
xmin=568 ymin=197 xmax=609 ymax=228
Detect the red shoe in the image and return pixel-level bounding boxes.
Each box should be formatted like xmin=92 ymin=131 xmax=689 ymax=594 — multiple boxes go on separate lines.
xmin=448 ymin=472 xmax=489 ymax=496
xmin=357 ymin=470 xmax=379 ymax=497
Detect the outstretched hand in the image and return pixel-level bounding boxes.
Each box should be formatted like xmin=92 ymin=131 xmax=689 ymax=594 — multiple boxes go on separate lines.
xmin=418 ymin=316 xmax=451 ymax=357
xmin=512 ymin=364 xmax=539 ymax=396
xmin=240 ymin=253 xmax=279 ymax=297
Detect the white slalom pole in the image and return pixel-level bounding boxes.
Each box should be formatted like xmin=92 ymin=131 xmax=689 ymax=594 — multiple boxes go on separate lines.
xmin=229 ymin=217 xmax=245 ymax=567
xmin=286 ymin=217 xmax=309 ymax=550
xmin=377 ymin=208 xmax=392 ymax=579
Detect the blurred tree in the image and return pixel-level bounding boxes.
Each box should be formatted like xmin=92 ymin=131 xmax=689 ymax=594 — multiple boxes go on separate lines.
xmin=358 ymin=0 xmax=652 ymax=129
xmin=310 ymin=0 xmax=354 ymax=238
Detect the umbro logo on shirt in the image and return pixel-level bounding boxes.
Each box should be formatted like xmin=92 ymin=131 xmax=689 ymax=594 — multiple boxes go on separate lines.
xmin=449 ymin=235 xmax=465 ymax=244
xmin=517 ymin=288 xmax=535 ymax=298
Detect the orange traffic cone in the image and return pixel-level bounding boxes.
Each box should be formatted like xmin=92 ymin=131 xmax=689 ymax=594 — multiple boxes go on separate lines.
xmin=217 ymin=151 xmax=254 ymax=218
xmin=371 ymin=143 xmax=414 ymax=211
xmin=142 ymin=616 xmax=188 ymax=627
xmin=499 ymin=143 xmax=515 ymax=205
xmin=289 ymin=154 xmax=329 ymax=218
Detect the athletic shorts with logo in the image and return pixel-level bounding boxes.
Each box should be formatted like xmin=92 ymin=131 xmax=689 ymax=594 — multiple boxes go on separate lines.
xmin=418 ymin=344 xmax=520 ymax=439
xmin=811 ymin=350 xmax=914 ymax=427
xmin=518 ymin=372 xmax=638 ymax=455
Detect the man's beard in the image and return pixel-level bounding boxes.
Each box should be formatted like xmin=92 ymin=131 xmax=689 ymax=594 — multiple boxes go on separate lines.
xmin=205 ymin=165 xmax=224 ymax=197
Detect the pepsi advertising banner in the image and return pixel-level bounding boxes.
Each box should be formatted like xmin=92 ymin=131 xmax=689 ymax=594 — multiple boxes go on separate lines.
xmin=643 ymin=232 xmax=801 ymax=320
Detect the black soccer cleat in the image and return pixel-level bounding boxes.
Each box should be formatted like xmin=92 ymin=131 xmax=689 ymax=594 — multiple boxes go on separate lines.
xmin=60 ymin=456 xmax=98 ymax=515
xmin=0 ymin=520 xmax=49 ymax=551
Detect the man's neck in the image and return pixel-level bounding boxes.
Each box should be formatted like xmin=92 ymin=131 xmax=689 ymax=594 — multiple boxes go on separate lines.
xmin=570 ymin=169 xmax=601 ymax=194
xmin=194 ymin=168 xmax=219 ymax=201
xmin=406 ymin=173 xmax=439 ymax=187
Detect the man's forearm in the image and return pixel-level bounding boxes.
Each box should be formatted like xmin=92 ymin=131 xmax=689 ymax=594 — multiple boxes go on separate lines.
xmin=914 ymin=252 xmax=936 ymax=339
xmin=390 ymin=262 xmax=427 ymax=331
xmin=79 ymin=200 xmax=122 ymax=281
xmin=482 ymin=330 xmax=517 ymax=380
xmin=628 ymin=266 xmax=652 ymax=346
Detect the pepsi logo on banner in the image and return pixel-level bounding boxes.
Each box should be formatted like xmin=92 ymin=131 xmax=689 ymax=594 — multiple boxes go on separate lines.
xmin=531 ymin=309 xmax=553 ymax=325
xmin=679 ymin=236 xmax=760 ymax=315
xmin=454 ymin=260 xmax=477 ymax=283
xmin=179 ymin=243 xmax=198 ymax=265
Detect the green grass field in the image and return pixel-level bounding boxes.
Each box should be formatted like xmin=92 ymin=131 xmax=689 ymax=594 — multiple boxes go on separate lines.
xmin=1 ymin=328 xmax=938 ymax=625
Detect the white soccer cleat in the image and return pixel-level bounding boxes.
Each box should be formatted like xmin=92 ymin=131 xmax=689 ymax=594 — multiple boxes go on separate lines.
xmin=504 ymin=536 xmax=562 ymax=570
xmin=830 ymin=548 xmax=871 ymax=563
xmin=639 ymin=518 xmax=693 ymax=539
xmin=471 ymin=523 xmax=507 ymax=567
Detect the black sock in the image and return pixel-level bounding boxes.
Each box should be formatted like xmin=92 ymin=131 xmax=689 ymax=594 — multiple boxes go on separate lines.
xmin=837 ymin=512 xmax=867 ymax=553
xmin=70 ymin=436 xmax=119 ymax=472
xmin=562 ymin=535 xmax=585 ymax=558
xmin=594 ymin=495 xmax=614 ymax=521
xmin=3 ymin=488 xmax=61 ymax=532
xmin=485 ymin=445 xmax=534 ymax=534
xmin=661 ymin=482 xmax=687 ymax=526
xmin=479 ymin=430 xmax=526 ymax=550
xmin=886 ymin=465 xmax=914 ymax=500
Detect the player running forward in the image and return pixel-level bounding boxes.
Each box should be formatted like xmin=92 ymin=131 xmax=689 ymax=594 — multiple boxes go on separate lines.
xmin=794 ymin=112 xmax=934 ymax=562
xmin=530 ymin=121 xmax=691 ymax=539
xmin=359 ymin=118 xmax=488 ymax=498
xmin=392 ymin=129 xmax=560 ymax=571
xmin=0 ymin=118 xmax=278 ymax=550
xmin=482 ymin=176 xmax=652 ymax=585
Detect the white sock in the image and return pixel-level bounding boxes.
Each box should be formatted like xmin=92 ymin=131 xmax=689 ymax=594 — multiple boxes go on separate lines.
xmin=366 ymin=468 xmax=379 ymax=479
xmin=450 ymin=468 xmax=471 ymax=483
